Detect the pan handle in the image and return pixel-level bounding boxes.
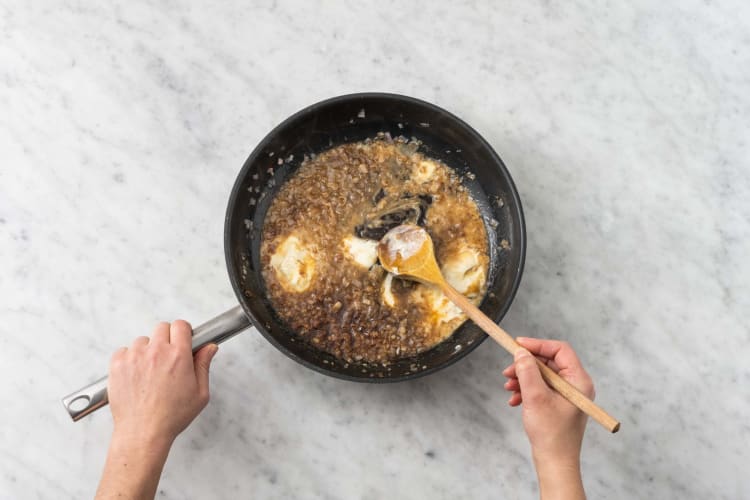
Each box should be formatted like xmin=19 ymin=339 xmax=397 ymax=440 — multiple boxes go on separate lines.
xmin=61 ymin=305 xmax=251 ymax=422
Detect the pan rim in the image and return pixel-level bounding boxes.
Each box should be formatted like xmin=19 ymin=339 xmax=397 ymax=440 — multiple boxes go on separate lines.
xmin=224 ymin=92 xmax=526 ymax=383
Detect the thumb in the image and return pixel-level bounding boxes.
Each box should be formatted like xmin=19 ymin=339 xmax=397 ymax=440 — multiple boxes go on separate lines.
xmin=194 ymin=344 xmax=218 ymax=398
xmin=514 ymin=349 xmax=550 ymax=406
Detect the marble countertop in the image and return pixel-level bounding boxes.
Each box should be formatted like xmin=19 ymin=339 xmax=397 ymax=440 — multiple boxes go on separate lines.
xmin=2 ymin=1 xmax=748 ymax=498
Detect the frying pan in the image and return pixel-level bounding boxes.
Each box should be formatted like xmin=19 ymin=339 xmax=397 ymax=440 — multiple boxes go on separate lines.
xmin=62 ymin=93 xmax=526 ymax=421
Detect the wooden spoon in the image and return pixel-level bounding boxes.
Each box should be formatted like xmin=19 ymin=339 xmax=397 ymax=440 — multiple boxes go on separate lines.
xmin=378 ymin=224 xmax=620 ymax=433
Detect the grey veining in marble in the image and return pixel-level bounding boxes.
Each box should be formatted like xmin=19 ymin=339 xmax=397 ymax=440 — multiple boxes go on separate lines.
xmin=1 ymin=1 xmax=749 ymax=498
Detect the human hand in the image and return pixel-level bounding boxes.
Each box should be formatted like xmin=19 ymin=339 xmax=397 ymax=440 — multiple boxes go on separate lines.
xmin=96 ymin=321 xmax=218 ymax=500
xmin=108 ymin=320 xmax=218 ymax=447
xmin=502 ymin=337 xmax=594 ymax=468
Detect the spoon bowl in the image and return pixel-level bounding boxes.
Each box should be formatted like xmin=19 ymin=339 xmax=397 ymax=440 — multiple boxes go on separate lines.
xmin=377 ymin=224 xmax=442 ymax=283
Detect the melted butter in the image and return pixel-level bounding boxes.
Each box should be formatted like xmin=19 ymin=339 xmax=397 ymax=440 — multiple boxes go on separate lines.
xmin=269 ymin=235 xmax=317 ymax=292
xmin=408 ymin=245 xmax=487 ymax=341
xmin=441 ymin=248 xmax=486 ymax=298
xmin=417 ymin=286 xmax=465 ymax=324
xmin=382 ymin=273 xmax=396 ymax=307
xmin=342 ymin=235 xmax=379 ymax=268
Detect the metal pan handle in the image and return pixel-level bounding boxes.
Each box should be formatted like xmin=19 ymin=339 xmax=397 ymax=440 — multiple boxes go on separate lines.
xmin=61 ymin=305 xmax=251 ymax=422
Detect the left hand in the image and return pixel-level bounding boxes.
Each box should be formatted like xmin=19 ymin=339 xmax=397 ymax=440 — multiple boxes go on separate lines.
xmin=107 ymin=320 xmax=218 ymax=446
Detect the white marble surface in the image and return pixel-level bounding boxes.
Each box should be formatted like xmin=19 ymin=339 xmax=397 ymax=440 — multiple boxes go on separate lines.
xmin=1 ymin=0 xmax=749 ymax=498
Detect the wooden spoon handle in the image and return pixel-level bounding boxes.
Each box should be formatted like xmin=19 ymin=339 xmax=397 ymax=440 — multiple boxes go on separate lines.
xmin=440 ymin=283 xmax=620 ymax=433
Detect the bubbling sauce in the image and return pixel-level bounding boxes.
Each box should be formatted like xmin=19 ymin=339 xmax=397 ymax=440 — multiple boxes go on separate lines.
xmin=261 ymin=137 xmax=489 ymax=364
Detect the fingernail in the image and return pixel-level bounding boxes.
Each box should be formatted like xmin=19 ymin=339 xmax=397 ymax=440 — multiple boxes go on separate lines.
xmin=514 ymin=348 xmax=530 ymax=360
xmin=210 ymin=344 xmax=219 ymax=356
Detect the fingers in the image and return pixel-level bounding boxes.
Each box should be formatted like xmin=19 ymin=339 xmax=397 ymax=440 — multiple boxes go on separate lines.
xmin=504 ymin=378 xmax=519 ymax=392
xmin=516 ymin=336 xmax=564 ymax=357
xmin=131 ymin=336 xmax=150 ymax=349
xmin=110 ymin=346 xmax=127 ymax=363
xmin=193 ymin=344 xmax=218 ymax=404
xmin=516 ymin=337 xmax=595 ymax=399
xmin=503 ymin=354 xmax=558 ymax=379
xmin=502 ymin=363 xmax=515 ymax=377
xmin=151 ymin=321 xmax=171 ymax=344
xmin=516 ymin=337 xmax=581 ymax=371
xmin=508 ymin=391 xmax=522 ymax=406
xmin=513 ymin=348 xmax=550 ymax=405
xmin=109 ymin=347 xmax=128 ymax=380
xmin=541 ymin=357 xmax=561 ymax=373
xmin=170 ymin=320 xmax=193 ymax=350
xmin=117 ymin=320 xmax=195 ymax=354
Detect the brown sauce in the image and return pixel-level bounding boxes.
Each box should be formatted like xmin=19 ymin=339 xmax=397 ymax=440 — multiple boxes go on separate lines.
xmin=261 ymin=137 xmax=489 ymax=364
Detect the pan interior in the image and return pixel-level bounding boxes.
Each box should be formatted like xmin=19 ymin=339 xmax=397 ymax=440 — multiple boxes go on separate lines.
xmin=226 ymin=94 xmax=525 ymax=382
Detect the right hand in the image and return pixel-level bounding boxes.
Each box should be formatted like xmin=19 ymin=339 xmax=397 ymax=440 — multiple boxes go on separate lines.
xmin=502 ymin=337 xmax=595 ymax=467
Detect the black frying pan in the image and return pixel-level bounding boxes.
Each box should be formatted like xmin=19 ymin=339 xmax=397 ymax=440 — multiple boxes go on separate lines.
xmin=63 ymin=93 xmax=526 ymax=420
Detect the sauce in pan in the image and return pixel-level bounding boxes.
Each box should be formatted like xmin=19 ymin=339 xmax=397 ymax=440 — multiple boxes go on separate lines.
xmin=261 ymin=137 xmax=489 ymax=364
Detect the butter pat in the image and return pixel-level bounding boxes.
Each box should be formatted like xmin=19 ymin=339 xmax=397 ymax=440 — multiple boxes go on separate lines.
xmin=270 ymin=235 xmax=317 ymax=292
xmin=382 ymin=273 xmax=396 ymax=307
xmin=342 ymin=235 xmax=379 ymax=268
xmin=441 ymin=248 xmax=486 ymax=298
